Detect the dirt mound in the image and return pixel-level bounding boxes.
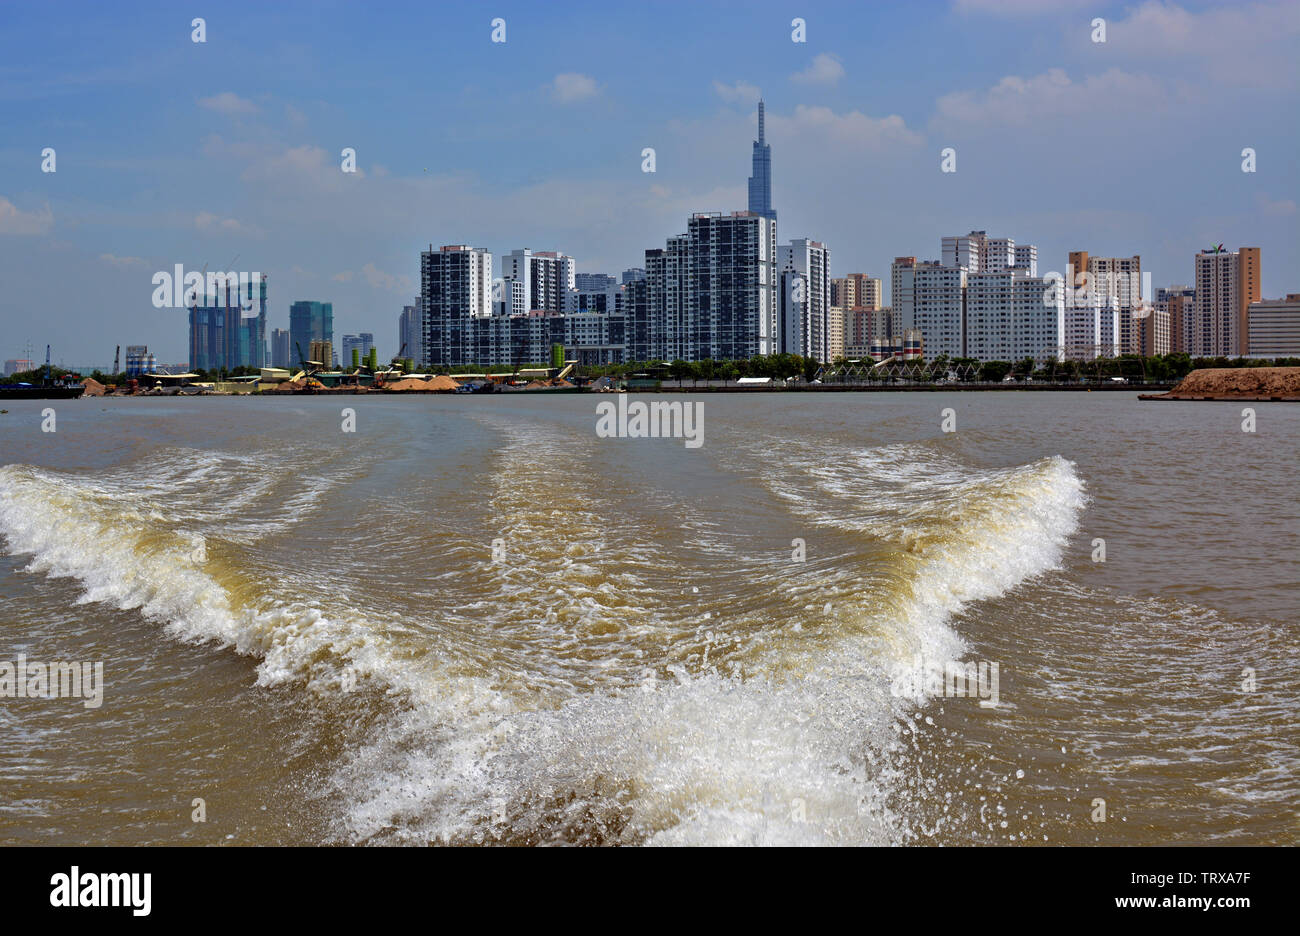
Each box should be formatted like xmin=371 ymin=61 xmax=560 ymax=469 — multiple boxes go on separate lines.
xmin=1163 ymin=367 xmax=1300 ymax=400
xmin=81 ymin=378 xmax=106 ymax=397
xmin=384 ymin=375 xmax=458 ymax=392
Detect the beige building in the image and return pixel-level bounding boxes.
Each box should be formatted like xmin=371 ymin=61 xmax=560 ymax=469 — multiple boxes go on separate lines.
xmin=1194 ymin=246 xmax=1260 ymax=356
xmin=1156 ymin=286 xmax=1196 ymax=354
xmin=831 ymin=273 xmax=883 ymax=311
xmin=1133 ymin=305 xmax=1170 ymax=356
xmin=827 ymin=306 xmax=847 ymax=361
xmin=1068 ymin=252 xmax=1143 ymax=354
xmin=1247 ymin=294 xmax=1300 ymax=358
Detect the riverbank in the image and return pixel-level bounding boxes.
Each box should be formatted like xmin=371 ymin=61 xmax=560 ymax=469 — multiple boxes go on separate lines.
xmin=1139 ymin=367 xmax=1300 ymax=402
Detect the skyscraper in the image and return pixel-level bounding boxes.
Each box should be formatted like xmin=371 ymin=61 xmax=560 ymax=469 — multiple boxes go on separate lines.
xmin=779 ymin=238 xmax=831 ymax=361
xmin=420 ymin=244 xmax=493 ymax=366
xmin=1193 ymin=246 xmax=1260 ymax=356
xmin=271 ymin=328 xmax=290 ymax=368
xmin=188 ymin=274 xmax=268 ymax=372
xmin=398 ymin=304 xmax=420 ymax=364
xmin=747 ymin=100 xmax=776 ymax=222
xmin=498 ymin=249 xmax=575 ymax=313
xmin=289 ymin=301 xmax=333 ymax=367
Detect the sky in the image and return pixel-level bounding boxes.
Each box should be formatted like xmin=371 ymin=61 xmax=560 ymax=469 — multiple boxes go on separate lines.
xmin=1 ymin=0 xmax=1297 ymax=367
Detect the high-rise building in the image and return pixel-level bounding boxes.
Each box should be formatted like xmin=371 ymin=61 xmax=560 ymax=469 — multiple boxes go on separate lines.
xmin=1247 ymin=294 xmax=1300 ymax=358
xmin=1013 ymin=244 xmax=1038 ymax=277
xmin=1156 ymin=286 xmax=1196 ymax=355
xmin=398 ymin=305 xmax=420 ymax=365
xmin=830 ymin=274 xmax=883 ymax=312
xmin=747 ymin=100 xmax=776 ymax=222
xmin=966 ymin=270 xmax=1064 ymax=362
xmin=621 ymin=268 xmax=646 ymax=285
xmin=827 ymin=306 xmax=846 ymax=362
xmin=1072 ymin=255 xmax=1142 ymax=354
xmin=421 ymin=245 xmax=493 ymax=366
xmin=1133 ymin=304 xmax=1170 ymax=356
xmin=1194 ymin=246 xmax=1260 ymax=356
xmin=943 ymin=231 xmax=1038 ymax=277
xmin=778 ymin=239 xmax=831 ymax=361
xmin=892 ymin=257 xmax=965 ymax=359
xmin=566 ymin=282 xmax=621 ymax=315
xmin=189 ymin=274 xmax=268 ymax=372
xmin=289 ymin=300 xmax=333 ymax=368
xmin=641 ymin=211 xmax=778 ymax=361
xmin=271 ymin=328 xmax=290 ymax=369
xmin=341 ymin=333 xmax=374 ymax=368
xmin=575 ymin=272 xmax=617 ymax=292
xmin=498 ymin=249 xmax=575 ymax=314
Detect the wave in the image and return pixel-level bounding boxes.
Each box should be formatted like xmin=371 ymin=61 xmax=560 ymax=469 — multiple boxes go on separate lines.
xmin=0 ymin=436 xmax=1088 ymax=845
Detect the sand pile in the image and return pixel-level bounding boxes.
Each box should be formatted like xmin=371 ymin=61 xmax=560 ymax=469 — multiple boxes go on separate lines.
xmin=1161 ymin=367 xmax=1300 ymax=400
xmin=384 ymin=375 xmax=458 ymax=392
xmin=81 ymin=378 xmax=106 ymax=397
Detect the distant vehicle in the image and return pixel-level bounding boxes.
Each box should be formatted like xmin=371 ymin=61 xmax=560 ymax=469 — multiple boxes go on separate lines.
xmin=1110 ymin=376 xmax=1128 ymax=384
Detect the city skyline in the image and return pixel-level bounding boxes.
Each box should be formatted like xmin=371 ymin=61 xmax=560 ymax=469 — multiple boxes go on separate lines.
xmin=1 ymin=0 xmax=1297 ymax=365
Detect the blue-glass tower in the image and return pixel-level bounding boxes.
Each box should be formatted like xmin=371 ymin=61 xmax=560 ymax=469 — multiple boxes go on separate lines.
xmin=747 ymin=99 xmax=776 ymax=222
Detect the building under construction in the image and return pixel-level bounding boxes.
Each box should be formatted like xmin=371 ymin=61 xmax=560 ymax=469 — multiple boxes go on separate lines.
xmin=188 ymin=275 xmax=268 ymax=372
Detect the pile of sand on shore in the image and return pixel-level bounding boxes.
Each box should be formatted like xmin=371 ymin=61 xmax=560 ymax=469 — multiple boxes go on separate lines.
xmin=1161 ymin=367 xmax=1300 ymax=400
xmin=81 ymin=378 xmax=106 ymax=396
xmin=384 ymin=375 xmax=458 ymax=392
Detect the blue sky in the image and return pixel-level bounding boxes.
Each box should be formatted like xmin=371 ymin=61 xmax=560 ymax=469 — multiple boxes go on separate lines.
xmin=1 ymin=0 xmax=1297 ymax=366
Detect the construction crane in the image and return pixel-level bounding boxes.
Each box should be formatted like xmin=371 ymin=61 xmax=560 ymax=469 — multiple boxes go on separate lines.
xmin=113 ymin=345 xmax=120 ymax=375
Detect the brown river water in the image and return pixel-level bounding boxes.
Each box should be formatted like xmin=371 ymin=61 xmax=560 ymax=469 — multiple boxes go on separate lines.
xmin=0 ymin=392 xmax=1295 ymax=845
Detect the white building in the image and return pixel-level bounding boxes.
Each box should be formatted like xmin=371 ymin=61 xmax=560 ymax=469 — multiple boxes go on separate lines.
xmin=966 ymin=270 xmax=1064 ymax=362
xmin=942 ymin=230 xmax=1038 ymax=277
xmin=1247 ymin=294 xmax=1300 ymax=358
xmin=498 ymin=249 xmax=576 ymax=314
xmin=893 ymin=257 xmax=965 ymax=359
xmin=778 ymin=238 xmax=832 ymax=361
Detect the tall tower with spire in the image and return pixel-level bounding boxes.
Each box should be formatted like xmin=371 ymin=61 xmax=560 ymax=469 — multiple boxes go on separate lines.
xmin=747 ymin=99 xmax=776 ymax=222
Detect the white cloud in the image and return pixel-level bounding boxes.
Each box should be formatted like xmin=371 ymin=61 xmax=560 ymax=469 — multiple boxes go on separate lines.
xmin=712 ymin=79 xmax=761 ymax=104
xmin=194 ymin=211 xmax=245 ymax=234
xmin=769 ymin=104 xmax=924 ymax=150
xmin=361 ymin=262 xmax=413 ymax=293
xmin=333 ymin=271 xmax=354 ymax=282
xmin=198 ymin=92 xmax=258 ymax=115
xmin=1104 ymin=0 xmax=1300 ymax=88
xmin=952 ymin=0 xmax=1094 ymax=14
xmin=791 ymin=53 xmax=845 ymax=87
xmin=550 ymin=72 xmax=599 ymax=103
xmin=99 ymin=253 xmax=146 ymax=268
xmin=0 ymin=197 xmax=53 ymax=235
xmin=1258 ymin=194 xmax=1297 ymax=217
xmin=934 ymin=68 xmax=1164 ymax=127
